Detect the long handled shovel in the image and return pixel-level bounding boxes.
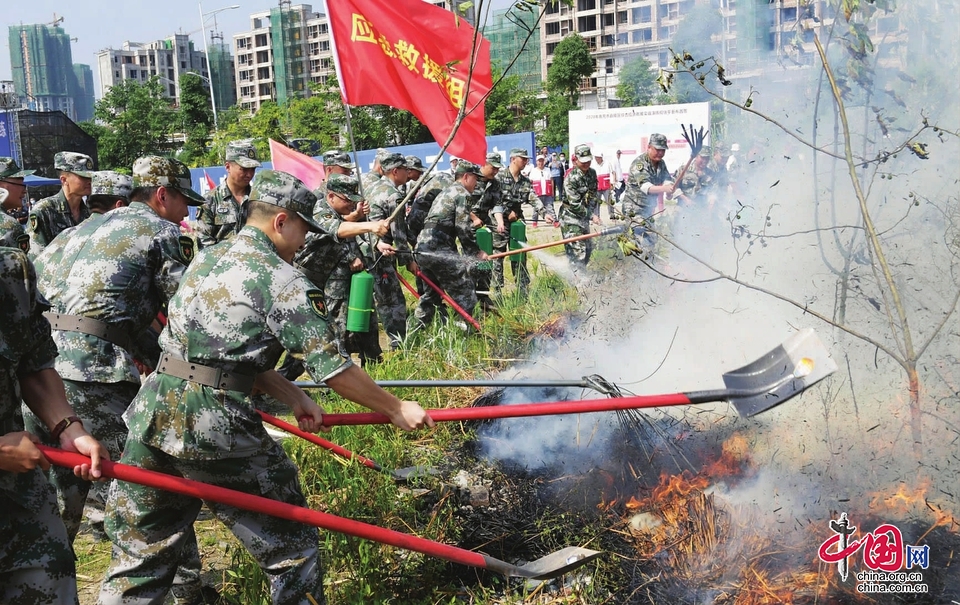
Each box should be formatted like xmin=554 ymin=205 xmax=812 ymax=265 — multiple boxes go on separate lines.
xmin=292 ymin=377 xmax=616 ymax=392
xmin=318 ymin=329 xmax=837 ymax=426
xmin=39 ymin=446 xmax=601 ymax=580
xmin=488 ymin=226 xmax=625 ymax=261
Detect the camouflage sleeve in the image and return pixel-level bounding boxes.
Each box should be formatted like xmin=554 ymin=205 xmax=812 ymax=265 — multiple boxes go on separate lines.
xmin=267 ymin=275 xmax=352 ymax=383
xmin=456 ymin=194 xmax=480 ymax=256
xmin=26 ymin=208 xmax=52 ymax=252
xmin=564 ymin=171 xmax=581 ymax=201
xmin=194 ymin=199 xmax=219 ymax=249
xmin=153 ymin=224 xmax=192 ymax=303
xmin=0 ymin=249 xmax=59 ymax=375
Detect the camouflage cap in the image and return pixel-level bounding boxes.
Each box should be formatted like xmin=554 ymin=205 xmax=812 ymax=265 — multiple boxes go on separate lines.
xmin=574 ymin=144 xmax=593 ymax=161
xmin=0 ymin=157 xmax=34 ymax=179
xmin=132 ymin=156 xmax=204 ymax=205
xmin=698 ymin=146 xmax=712 ymax=157
xmin=404 ymin=155 xmax=425 ymax=172
xmin=225 ymin=140 xmax=261 ymax=168
xmin=91 ymin=171 xmax=133 ymax=200
xmin=380 ymin=152 xmax=406 ymax=171
xmin=54 ymin=151 xmax=94 ymax=178
xmin=322 ymin=149 xmax=355 ymax=170
xmin=326 ymin=173 xmax=364 ymax=204
xmin=509 ymin=147 xmax=530 ymax=159
xmin=648 ymin=133 xmax=668 ymax=150
xmin=248 ymin=169 xmax=322 ymax=233
xmin=375 ymin=148 xmax=391 ymax=163
xmin=455 ymin=160 xmax=482 ymax=177
xmin=485 ymin=152 xmax=504 ymax=169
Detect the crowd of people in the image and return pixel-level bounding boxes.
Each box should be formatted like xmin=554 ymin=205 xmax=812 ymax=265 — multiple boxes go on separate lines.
xmin=0 ymin=132 xmax=741 ymax=603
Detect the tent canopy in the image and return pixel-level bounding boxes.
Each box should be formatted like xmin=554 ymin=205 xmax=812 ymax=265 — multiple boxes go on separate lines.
xmin=24 ymin=174 xmax=62 ymax=187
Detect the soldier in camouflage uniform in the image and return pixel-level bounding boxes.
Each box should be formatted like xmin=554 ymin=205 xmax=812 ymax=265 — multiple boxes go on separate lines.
xmin=470 ymin=153 xmax=504 ymax=309
xmin=98 ymin=170 xmax=433 ymax=605
xmin=320 ymin=150 xmax=355 ymax=186
xmin=414 ymin=161 xmax=488 ymax=327
xmin=360 ymin=148 xmax=390 ymax=194
xmin=1 ymin=189 xmax=31 ymax=253
xmin=561 ymin=145 xmax=602 ymax=266
xmin=620 ymin=133 xmax=675 ymax=247
xmin=27 ymin=151 xmax=94 ymax=256
xmin=408 ymin=170 xmax=453 ymax=245
xmin=492 ymin=148 xmax=555 ymax=297
xmin=1 ymin=157 xmax=34 ymax=226
xmin=25 ymin=156 xmax=209 ymax=604
xmin=1 ymin=246 xmax=106 ymax=605
xmin=366 ymin=152 xmax=418 ymax=349
xmin=195 ymin=140 xmax=261 ymax=248
xmin=295 ymin=174 xmax=389 ymax=364
xmin=85 ymin=171 xmax=133 ymax=214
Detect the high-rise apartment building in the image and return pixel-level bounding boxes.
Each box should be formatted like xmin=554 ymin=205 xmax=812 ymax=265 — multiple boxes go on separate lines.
xmin=8 ymin=21 xmax=94 ymax=121
xmin=96 ymin=34 xmax=214 ymax=106
xmin=539 ymin=0 xmax=905 ymax=109
xmin=484 ymin=7 xmax=542 ymax=91
xmin=233 ymin=3 xmax=335 ymax=112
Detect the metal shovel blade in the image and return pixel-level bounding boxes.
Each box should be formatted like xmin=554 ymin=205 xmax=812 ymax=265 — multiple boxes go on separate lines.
xmin=722 ymin=328 xmax=838 ymax=417
xmin=481 ymin=546 xmax=603 ymax=579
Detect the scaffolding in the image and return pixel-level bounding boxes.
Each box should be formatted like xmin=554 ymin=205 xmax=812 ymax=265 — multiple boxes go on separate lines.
xmin=208 ymin=37 xmax=237 ymax=111
xmin=270 ymin=2 xmax=308 ymax=104
xmin=15 ymin=109 xmax=97 ymax=177
xmin=484 ymin=8 xmax=542 ymax=92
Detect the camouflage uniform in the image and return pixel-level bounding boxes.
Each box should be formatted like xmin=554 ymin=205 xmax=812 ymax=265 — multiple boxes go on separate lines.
xmin=561 ymin=145 xmax=599 ymax=266
xmin=99 ymin=171 xmax=346 ymax=605
xmin=195 ymin=140 xmax=261 ymax=248
xmin=0 ymin=247 xmax=78 ymax=605
xmin=27 ymin=152 xmax=95 ymax=255
xmin=1 ymin=206 xmax=30 ymax=253
xmin=408 ymin=171 xmax=453 ymax=244
xmin=470 ymin=153 xmax=505 ymax=307
xmin=414 ymin=162 xmax=482 ymax=326
xmin=1 ymin=157 xmax=35 ymax=227
xmin=295 ymin=175 xmax=382 ymax=364
xmin=493 ymin=149 xmax=551 ymax=296
xmin=366 ymin=153 xmax=413 ymax=349
xmin=621 ymin=134 xmax=672 ymax=247
xmin=359 ymin=148 xmax=390 ymax=195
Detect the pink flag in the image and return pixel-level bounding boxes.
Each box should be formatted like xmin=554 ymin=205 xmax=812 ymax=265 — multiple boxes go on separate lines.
xmin=269 ymin=139 xmax=326 ymax=191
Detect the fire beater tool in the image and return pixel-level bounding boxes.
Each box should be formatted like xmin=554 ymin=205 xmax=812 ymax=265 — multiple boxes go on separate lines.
xmin=292 ymin=375 xmax=620 ymax=393
xmin=487 ymin=226 xmax=625 ymax=261
xmin=673 ymin=123 xmax=709 ymax=188
xmin=317 ymin=329 xmax=837 ymax=426
xmin=413 ymin=267 xmax=482 ymax=331
xmin=40 ymin=446 xmax=602 ymax=579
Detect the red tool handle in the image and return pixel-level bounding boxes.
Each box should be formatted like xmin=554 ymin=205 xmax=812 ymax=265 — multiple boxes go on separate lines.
xmin=37 ymin=445 xmax=488 ymax=570
xmin=321 ymin=392 xmax=695 ymax=426
xmin=396 ymin=272 xmax=421 ymax=300
xmin=256 ymin=410 xmax=385 ymax=472
xmin=413 ymin=268 xmax=482 ymax=332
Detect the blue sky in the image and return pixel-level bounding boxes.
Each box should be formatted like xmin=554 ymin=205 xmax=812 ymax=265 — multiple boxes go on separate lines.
xmin=2 ymin=0 xmax=515 ymax=95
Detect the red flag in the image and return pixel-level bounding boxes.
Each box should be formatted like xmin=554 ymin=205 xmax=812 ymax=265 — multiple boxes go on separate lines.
xmin=268 ymin=139 xmax=326 ymax=191
xmin=203 ymin=170 xmax=216 ymax=192
xmin=327 ymin=0 xmax=491 ymax=165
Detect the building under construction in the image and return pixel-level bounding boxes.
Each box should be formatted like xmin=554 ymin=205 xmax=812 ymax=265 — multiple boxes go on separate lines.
xmin=8 ymin=19 xmax=94 ymax=122
xmin=484 ymin=7 xmax=543 ymax=92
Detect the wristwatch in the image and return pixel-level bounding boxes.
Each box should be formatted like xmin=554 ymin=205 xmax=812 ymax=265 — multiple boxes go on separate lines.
xmin=51 ymin=415 xmax=83 ymax=441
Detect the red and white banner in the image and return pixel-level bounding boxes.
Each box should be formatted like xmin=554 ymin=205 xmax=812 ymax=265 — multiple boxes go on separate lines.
xmin=327 ymin=0 xmax=491 ymax=164
xmin=269 ymin=139 xmax=325 ymax=192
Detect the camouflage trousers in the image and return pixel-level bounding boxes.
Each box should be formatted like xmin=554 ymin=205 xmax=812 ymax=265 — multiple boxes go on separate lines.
xmin=99 ymin=439 xmax=324 ymax=605
xmin=0 ymin=469 xmax=78 ymax=605
xmin=327 ymin=279 xmax=383 ymax=364
xmin=621 ymin=197 xmax=657 ymax=248
xmin=22 ymin=379 xmax=205 ymax=603
xmin=558 ymin=208 xmax=592 ymax=266
xmin=372 ymin=257 xmax=408 ymax=349
xmin=492 ymin=225 xmax=530 ymax=297
xmin=413 ymin=254 xmax=477 ymax=327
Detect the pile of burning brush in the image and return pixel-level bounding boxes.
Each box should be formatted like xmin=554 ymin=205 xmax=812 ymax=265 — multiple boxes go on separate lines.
xmin=600 ymin=432 xmax=959 ymax=604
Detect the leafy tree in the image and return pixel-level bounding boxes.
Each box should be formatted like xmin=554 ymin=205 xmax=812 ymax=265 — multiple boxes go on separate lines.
xmin=547 ymin=34 xmax=594 ymax=102
xmin=540 ymin=91 xmax=575 ymax=147
xmin=177 ymin=72 xmax=214 ymax=166
xmin=485 ymin=66 xmax=542 ymax=135
xmin=93 ymin=77 xmax=177 ymax=171
xmin=616 ymin=54 xmax=660 ymax=107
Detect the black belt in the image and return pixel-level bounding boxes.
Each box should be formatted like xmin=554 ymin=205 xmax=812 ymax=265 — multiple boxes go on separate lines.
xmin=156 ymin=354 xmax=256 ymax=394
xmin=43 ymin=312 xmax=132 ymax=352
